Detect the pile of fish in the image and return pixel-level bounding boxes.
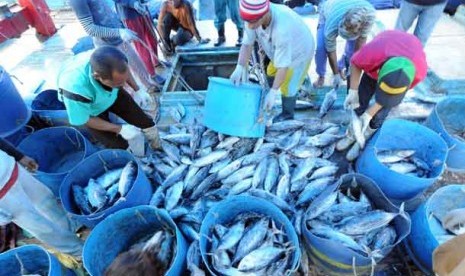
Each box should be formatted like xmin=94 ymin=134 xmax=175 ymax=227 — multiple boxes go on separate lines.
xmin=376 ymin=149 xmax=432 ymax=178
xmin=304 ymin=179 xmax=403 ymax=261
xmin=107 ymin=229 xmax=176 ymax=273
xmin=169 ymin=103 xmax=186 ymax=123
xmin=72 ymin=161 xmax=137 ymax=214
xmin=206 ymin=212 xmax=295 ymax=275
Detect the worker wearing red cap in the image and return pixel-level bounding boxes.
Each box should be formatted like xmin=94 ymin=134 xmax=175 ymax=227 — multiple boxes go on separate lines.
xmin=337 ymin=30 xmax=427 ymax=161
xmin=229 ymin=0 xmax=315 ymax=122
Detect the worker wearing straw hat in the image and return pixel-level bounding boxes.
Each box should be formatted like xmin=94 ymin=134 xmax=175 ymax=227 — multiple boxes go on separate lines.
xmin=230 ymin=0 xmax=315 ymax=122
xmin=337 ymin=30 xmax=427 ymax=161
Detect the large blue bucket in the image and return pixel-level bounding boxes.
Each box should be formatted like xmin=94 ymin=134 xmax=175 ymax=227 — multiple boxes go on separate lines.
xmin=82 ymin=206 xmax=187 ymax=276
xmin=60 ymin=149 xmax=153 ymax=228
xmin=203 ymin=77 xmax=266 ymax=138
xmin=405 ymin=184 xmax=465 ymax=273
xmin=0 ymin=66 xmax=31 ymax=137
xmin=31 ymin=89 xmax=69 ymax=127
xmin=0 ymin=244 xmax=75 ymax=276
xmin=302 ymin=174 xmax=411 ymax=276
xmin=199 ymin=195 xmax=300 ymax=275
xmin=425 ymin=96 xmax=465 ymax=172
xmin=17 ymin=126 xmax=97 ymax=196
xmin=356 ymin=119 xmax=448 ymax=205
xmin=3 ymin=125 xmax=34 ymax=146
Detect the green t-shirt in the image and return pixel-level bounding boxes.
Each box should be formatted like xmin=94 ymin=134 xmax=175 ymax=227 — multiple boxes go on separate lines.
xmin=57 ymin=52 xmax=119 ymax=126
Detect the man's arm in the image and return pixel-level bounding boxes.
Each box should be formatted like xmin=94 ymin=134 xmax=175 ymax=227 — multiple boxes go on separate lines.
xmin=70 ymin=0 xmax=122 ymax=39
xmin=185 ymin=2 xmax=201 ymax=40
xmin=85 ymin=117 xmax=122 ymax=134
xmin=0 ymin=138 xmax=24 ymax=162
xmin=237 ymin=44 xmax=253 ymax=67
xmin=157 ymin=2 xmax=168 ymax=37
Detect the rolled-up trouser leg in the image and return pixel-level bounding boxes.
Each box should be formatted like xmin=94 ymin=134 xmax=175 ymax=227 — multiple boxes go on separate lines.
xmin=0 ymin=167 xmax=83 ymax=255
xmin=354 ymin=73 xmax=377 ymax=116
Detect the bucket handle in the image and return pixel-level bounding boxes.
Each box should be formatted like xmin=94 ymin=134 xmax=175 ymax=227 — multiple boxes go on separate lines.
xmin=97 ymin=152 xmax=111 ymax=173
xmin=351 ymin=256 xmax=375 ymax=276
xmin=64 ymin=129 xmax=82 ymax=150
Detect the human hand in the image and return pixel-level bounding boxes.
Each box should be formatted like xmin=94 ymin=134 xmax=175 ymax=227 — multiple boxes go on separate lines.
xmin=344 ymin=88 xmax=360 ymax=110
xmin=230 ymin=64 xmax=247 ymax=86
xmin=19 ymin=156 xmax=39 ymax=172
xmin=119 ymin=124 xmax=142 ymax=140
xmin=264 ymin=89 xmax=279 ymax=111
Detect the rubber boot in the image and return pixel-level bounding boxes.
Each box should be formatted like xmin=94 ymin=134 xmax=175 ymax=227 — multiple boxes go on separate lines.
xmin=273 ymin=96 xmax=296 ymax=123
xmin=346 ymin=126 xmax=377 ymax=161
xmin=142 ymin=126 xmax=162 ymax=150
xmin=336 ymin=124 xmax=356 ymax=151
xmin=236 ymin=29 xmax=243 ymax=47
xmin=214 ymin=26 xmax=226 ymax=47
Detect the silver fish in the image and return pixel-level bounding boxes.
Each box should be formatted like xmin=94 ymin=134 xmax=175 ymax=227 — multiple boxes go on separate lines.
xmin=305 ymin=133 xmax=341 ymax=147
xmin=118 ymin=161 xmax=137 ymax=197
xmin=222 ymin=165 xmax=256 ymax=185
xmin=304 ymin=189 xmax=338 ymax=220
xmin=252 ymin=157 xmax=268 ymax=189
xmin=267 ymin=120 xmax=305 ymax=132
xmin=288 ymin=145 xmax=322 ymax=159
xmin=190 ymin=173 xmax=218 ymax=200
xmin=253 ymin=138 xmax=264 ymax=153
xmin=209 ymin=157 xmax=232 ymax=174
xmin=162 ymin=164 xmax=188 ymax=189
xmin=193 ymin=150 xmax=229 ymax=167
xmin=320 ymin=202 xmax=372 ymax=223
xmin=161 ymin=140 xmax=181 ymax=163
xmin=149 ymin=186 xmax=165 ymax=207
xmin=309 ymin=165 xmax=338 ymax=181
xmin=229 ymin=178 xmax=253 ymax=196
xmin=184 ymin=166 xmax=200 ymax=184
xmin=248 ymin=189 xmax=295 ymax=214
xmin=319 ymin=88 xmax=337 ymax=118
xmin=264 ymin=157 xmax=279 ymax=192
xmin=311 ymin=226 xmax=366 ymax=254
xmin=388 ymin=162 xmax=417 ymax=174
xmin=233 ymin=218 xmax=269 ymax=263
xmin=277 ymin=130 xmax=302 ymax=151
xmin=218 ymin=221 xmax=246 ymax=250
xmin=297 ymin=177 xmax=334 ymax=207
xmin=377 ymin=149 xmax=416 ymax=164
xmin=87 ymin=179 xmax=107 ymax=210
xmin=238 ymin=246 xmax=286 ymax=272
xmin=321 ymin=143 xmax=336 ymax=159
xmin=96 ymin=168 xmax=123 ymax=189
xmin=373 ymin=226 xmax=397 ymax=251
xmin=216 ymin=158 xmax=244 ymax=180
xmin=242 ymin=147 xmax=276 ymax=166
xmin=162 ymin=133 xmax=192 ymax=145
xmin=165 ymin=181 xmax=184 ymax=211
xmin=278 ymin=154 xmax=290 ymax=175
xmin=337 ymin=206 xmax=403 ymax=236
xmin=216 ymin=137 xmax=241 ymax=149
xmin=291 ymin=157 xmax=317 ymax=183
xmin=184 ymin=165 xmax=211 ymax=196
xmin=72 ymin=185 xmax=92 ymax=214
xmin=276 ymin=174 xmax=290 ymax=201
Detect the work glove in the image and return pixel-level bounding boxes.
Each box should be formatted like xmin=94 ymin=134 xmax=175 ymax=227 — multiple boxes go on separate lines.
xmin=19 ymin=156 xmax=39 ymax=172
xmin=133 ymin=89 xmax=155 ymax=110
xmin=119 ymin=124 xmax=142 ymax=140
xmin=443 ymin=208 xmax=465 ymax=232
xmin=351 ymin=111 xmax=372 ymax=149
xmin=230 ymin=64 xmax=248 ymax=85
xmin=119 ymin=28 xmax=138 ymax=42
xmin=133 ymin=1 xmax=148 ymax=15
xmin=264 ymin=88 xmax=279 ymax=111
xmin=332 ymin=73 xmax=343 ymax=89
xmin=344 ymin=88 xmax=360 ymax=110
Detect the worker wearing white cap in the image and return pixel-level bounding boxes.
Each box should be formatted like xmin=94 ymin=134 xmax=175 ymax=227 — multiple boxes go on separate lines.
xmin=229 ymin=0 xmax=315 ymax=122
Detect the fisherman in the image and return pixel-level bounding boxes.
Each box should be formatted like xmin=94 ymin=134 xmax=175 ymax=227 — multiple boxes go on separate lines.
xmin=69 ymin=0 xmax=163 ymax=91
xmin=112 ymin=0 xmax=166 ymax=84
xmin=0 ymin=138 xmax=83 ymax=256
xmin=57 ymin=46 xmax=162 ymax=150
xmin=157 ymin=0 xmax=210 ymax=54
xmin=230 ymin=0 xmax=315 ymax=121
xmin=395 ymin=0 xmax=447 ymax=46
xmin=337 ymin=30 xmax=427 ymax=161
xmin=213 ymin=0 xmax=244 ymax=47
xmin=313 ymin=0 xmax=375 ymax=88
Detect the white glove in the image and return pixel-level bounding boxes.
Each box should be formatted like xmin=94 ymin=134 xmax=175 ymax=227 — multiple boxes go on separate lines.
xmin=133 ymin=1 xmax=148 ymax=15
xmin=133 ymin=89 xmax=154 ymax=110
xmin=443 ymin=208 xmax=465 ymax=231
xmin=119 ymin=124 xmax=142 ymax=140
xmin=119 ymin=28 xmax=138 ymax=42
xmin=230 ymin=64 xmax=247 ymax=85
xmin=264 ymin=88 xmax=279 ymax=111
xmin=344 ymin=88 xmax=360 ymax=110
xmin=332 ymin=74 xmax=343 ymax=89
xmin=352 ymin=111 xmax=372 ymax=149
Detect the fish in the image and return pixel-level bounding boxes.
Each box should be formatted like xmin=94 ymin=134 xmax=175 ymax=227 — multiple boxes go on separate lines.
xmin=118 ymin=161 xmax=137 ymax=197
xmin=309 ymin=165 xmax=338 ymax=181
xmin=192 ymin=150 xmax=229 ymax=167
xmin=267 ymin=120 xmax=305 ymax=132
xmin=278 ymin=154 xmax=290 ymax=175
xmin=248 ymin=189 xmax=295 ymax=214
xmin=233 ymin=218 xmax=269 ymax=263
xmin=296 ymin=177 xmax=334 ymax=207
xmin=162 ymin=133 xmax=192 ymax=145
xmin=304 ymin=133 xmax=341 ymax=147
xmin=291 ymin=157 xmax=317 ymax=183
xmin=288 ymin=145 xmax=322 ymax=159
xmin=161 ymin=140 xmax=181 ymax=163
xmin=373 ymin=226 xmax=397 ymax=251
xmin=264 ymin=157 xmax=279 ymax=192
xmin=319 ymin=88 xmax=337 ymax=118
xmin=216 ymin=158 xmax=244 ymax=180
xmin=106 ymin=183 xmax=119 ymax=203
xmin=229 ymin=178 xmax=253 ymax=196
xmin=216 ymin=137 xmax=241 ymax=149
xmin=277 ymin=130 xmax=302 ymax=151
xmin=319 ymin=202 xmax=372 ymax=223
xmin=311 ymin=226 xmax=366 ymax=254
xmin=276 ymin=174 xmax=290 ymax=201
xmin=252 ymin=157 xmax=268 ymax=189
xmin=184 ymin=165 xmax=211 ymax=196
xmin=222 ymin=165 xmax=256 ymax=185
xmin=253 ymin=138 xmax=264 ymax=153
xmin=377 ymin=149 xmax=416 ymax=164
xmin=238 ymin=246 xmax=286 ymax=272
xmin=162 ymin=164 xmax=188 ymax=189
xmin=218 ymin=221 xmax=246 ymax=251
xmin=164 ymin=181 xmax=184 ymax=211
xmin=209 ymin=157 xmax=232 ymax=174
xmin=86 ymin=179 xmax=107 ymax=210
xmin=388 ymin=162 xmax=417 ymax=174
xmin=72 ymin=185 xmax=92 ymax=214
xmin=190 ymin=173 xmax=218 ymax=200
xmin=96 ymin=168 xmax=124 ymax=189
xmin=337 ymin=205 xmax=404 ymax=236
xmin=304 ymin=188 xmax=338 ymax=220
xmin=149 ymin=186 xmax=165 ymax=207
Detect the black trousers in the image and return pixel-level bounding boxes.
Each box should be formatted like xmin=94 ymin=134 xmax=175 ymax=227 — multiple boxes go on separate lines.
xmin=161 ymin=13 xmax=193 ymax=51
xmin=353 ymin=73 xmax=392 ymax=129
xmin=87 ymin=89 xmax=155 ymax=149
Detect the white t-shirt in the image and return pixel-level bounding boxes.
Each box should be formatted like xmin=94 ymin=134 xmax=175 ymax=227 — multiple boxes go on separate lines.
xmin=0 ymin=150 xmax=15 ymax=191
xmin=242 ymin=3 xmax=315 ymax=68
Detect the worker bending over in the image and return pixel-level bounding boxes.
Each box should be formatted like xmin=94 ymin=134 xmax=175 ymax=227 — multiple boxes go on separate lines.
xmin=230 ymin=0 xmax=315 ymax=122
xmin=58 ymin=46 xmax=161 ymax=150
xmin=0 ymin=138 xmax=83 ymax=256
xmin=337 ymin=30 xmax=427 ymax=161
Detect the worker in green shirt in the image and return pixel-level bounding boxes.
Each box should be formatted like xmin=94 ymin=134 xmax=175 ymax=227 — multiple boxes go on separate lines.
xmin=57 ymin=46 xmax=161 ymax=150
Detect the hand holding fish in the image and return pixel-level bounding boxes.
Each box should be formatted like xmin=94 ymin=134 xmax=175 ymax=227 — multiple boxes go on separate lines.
xmin=19 ymin=156 xmax=39 ymax=172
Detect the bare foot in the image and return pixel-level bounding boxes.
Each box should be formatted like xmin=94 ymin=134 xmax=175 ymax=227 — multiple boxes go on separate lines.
xmin=313 ymin=76 xmax=325 ymax=88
